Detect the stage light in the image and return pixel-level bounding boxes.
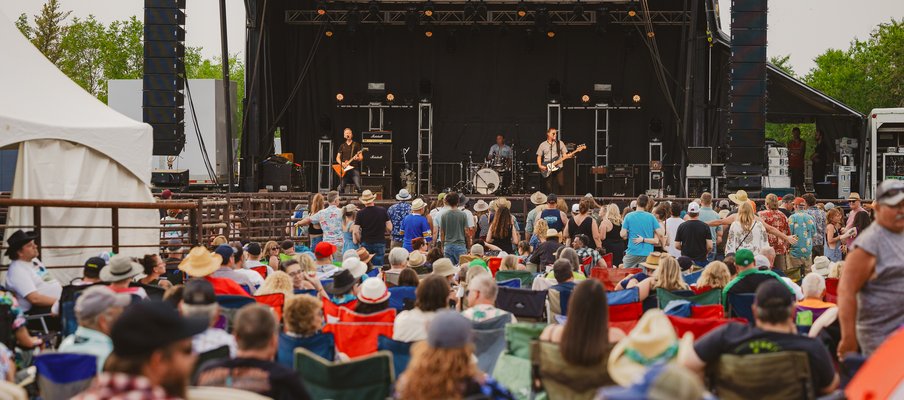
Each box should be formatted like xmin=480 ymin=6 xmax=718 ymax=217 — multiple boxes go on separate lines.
xmin=424 ymin=23 xmax=434 ymax=37
xmin=632 ymin=94 xmax=641 ymax=103
xmin=464 ymin=1 xmax=475 ymax=19
xmin=546 ymin=28 xmax=556 ymax=38
xmin=476 ymin=1 xmax=487 ymax=19
xmin=573 ymin=1 xmax=584 ymax=18
xmin=324 ymin=23 xmax=334 ymax=37
xmin=595 ymin=7 xmax=609 ymax=33
xmin=368 ymin=0 xmax=380 ymax=17
xmin=627 ymin=0 xmax=637 ymax=17
xmin=315 ymin=1 xmax=327 ymax=15
xmin=647 ymin=31 xmax=655 ymax=38
xmin=516 ymin=1 xmax=527 ymax=17
xmin=386 ymin=93 xmax=395 ymax=102
xmin=406 ymin=8 xmax=419 ymax=31
xmin=581 ymin=94 xmax=590 ymax=103
xmin=336 ymin=93 xmax=344 ymax=102
xmin=423 ymin=1 xmax=435 ymax=17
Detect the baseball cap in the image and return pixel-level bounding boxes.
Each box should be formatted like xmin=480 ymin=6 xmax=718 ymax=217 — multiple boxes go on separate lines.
xmin=245 ymin=242 xmax=262 ymax=256
xmin=182 ymin=279 xmax=216 ymax=306
xmin=676 ymin=256 xmax=693 ymax=271
xmin=547 ymin=193 xmax=558 ymax=203
xmin=166 ymin=238 xmax=183 ymax=253
xmin=75 ymin=285 xmax=131 ymax=321
xmin=735 ymin=249 xmax=755 ymax=267
xmin=571 ymin=203 xmax=580 ymax=213
xmin=876 ymin=179 xmax=904 ymax=206
xmin=754 ymin=254 xmax=771 ymax=269
xmin=718 ymin=199 xmax=730 ymax=209
xmin=687 ymin=202 xmax=700 ymax=214
xmin=755 ymin=280 xmax=795 ymax=309
xmin=427 ymin=310 xmax=473 ymax=349
xmin=793 ymin=197 xmax=806 ymax=206
xmin=111 ymin=301 xmax=208 ymax=357
xmin=314 ymin=241 xmax=337 ymax=259
xmin=83 ymin=256 xmax=106 ymax=279
xmin=213 ymin=245 xmax=234 ymax=265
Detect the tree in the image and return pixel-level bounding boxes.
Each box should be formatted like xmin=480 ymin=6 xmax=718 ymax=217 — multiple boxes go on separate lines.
xmin=769 ymin=54 xmax=796 ymax=78
xmin=184 ymin=50 xmax=246 ymax=140
xmin=58 ymin=16 xmax=106 ymax=99
xmin=29 ymin=0 xmax=70 ymax=64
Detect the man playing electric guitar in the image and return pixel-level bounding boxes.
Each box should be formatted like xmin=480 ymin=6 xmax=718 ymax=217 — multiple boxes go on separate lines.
xmin=536 ymin=127 xmax=569 ymax=194
xmin=336 ymin=128 xmax=363 ymax=193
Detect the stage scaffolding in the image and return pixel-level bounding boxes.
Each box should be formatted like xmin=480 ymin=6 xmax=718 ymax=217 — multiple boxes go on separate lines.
xmin=285 ymin=9 xmax=691 ymax=26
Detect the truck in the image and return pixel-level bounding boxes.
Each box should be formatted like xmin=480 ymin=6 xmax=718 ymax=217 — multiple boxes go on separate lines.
xmin=866 ymin=108 xmax=904 ymax=199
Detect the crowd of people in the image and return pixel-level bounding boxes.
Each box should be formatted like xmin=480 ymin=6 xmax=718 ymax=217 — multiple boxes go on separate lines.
xmin=0 ymin=179 xmax=901 ymax=399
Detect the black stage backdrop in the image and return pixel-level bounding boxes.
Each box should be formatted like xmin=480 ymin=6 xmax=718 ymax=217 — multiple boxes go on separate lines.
xmin=261 ymin=1 xmax=692 ymax=193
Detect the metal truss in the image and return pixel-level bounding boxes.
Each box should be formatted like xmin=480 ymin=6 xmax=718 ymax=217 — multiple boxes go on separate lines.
xmin=285 ymin=10 xmax=689 ymax=26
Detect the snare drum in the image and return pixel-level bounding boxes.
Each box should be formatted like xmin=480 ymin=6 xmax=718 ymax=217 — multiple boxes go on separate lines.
xmin=472 ymin=168 xmax=501 ymax=194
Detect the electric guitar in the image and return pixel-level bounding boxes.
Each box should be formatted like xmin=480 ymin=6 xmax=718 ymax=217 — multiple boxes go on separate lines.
xmin=332 ymin=147 xmax=368 ymax=178
xmin=540 ymin=144 xmax=587 ymax=178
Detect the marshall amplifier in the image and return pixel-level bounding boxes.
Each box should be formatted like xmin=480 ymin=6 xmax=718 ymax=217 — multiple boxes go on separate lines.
xmin=608 ymin=164 xmax=635 ymax=178
xmin=362 ymin=131 xmax=392 ymax=144
xmin=363 ymin=144 xmax=392 ymax=176
xmin=362 ymin=176 xmax=392 ymax=199
xmin=598 ymin=177 xmax=635 ymax=197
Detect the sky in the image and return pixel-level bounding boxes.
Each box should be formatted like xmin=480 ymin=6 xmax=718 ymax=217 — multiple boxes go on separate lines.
xmin=0 ymin=0 xmax=902 ymax=76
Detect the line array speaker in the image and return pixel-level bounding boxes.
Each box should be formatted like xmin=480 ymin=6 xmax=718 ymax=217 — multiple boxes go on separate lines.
xmin=143 ymin=0 xmax=186 ymax=156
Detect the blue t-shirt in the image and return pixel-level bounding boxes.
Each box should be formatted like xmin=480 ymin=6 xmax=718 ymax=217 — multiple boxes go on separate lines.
xmin=400 ymin=214 xmax=432 ymax=251
xmin=623 ymin=210 xmax=659 ymax=256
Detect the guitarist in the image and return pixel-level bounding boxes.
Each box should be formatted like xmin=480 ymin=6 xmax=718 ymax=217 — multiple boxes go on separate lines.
xmin=336 ymin=128 xmax=363 ymax=193
xmin=536 ymin=127 xmax=568 ymax=194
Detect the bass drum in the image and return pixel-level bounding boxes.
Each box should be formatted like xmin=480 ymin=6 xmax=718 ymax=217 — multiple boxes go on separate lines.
xmin=472 ymin=168 xmax=501 ymax=194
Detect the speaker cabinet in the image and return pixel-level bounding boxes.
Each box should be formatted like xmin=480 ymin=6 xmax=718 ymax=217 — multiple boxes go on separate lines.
xmin=362 ymin=176 xmax=392 ymax=199
xmin=151 ymin=169 xmax=189 ymax=187
xmin=363 ymin=144 xmax=393 ymax=176
xmin=598 ymin=177 xmax=636 ymax=197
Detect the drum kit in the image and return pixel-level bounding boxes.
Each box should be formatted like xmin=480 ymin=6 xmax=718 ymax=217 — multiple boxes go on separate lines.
xmin=452 ymin=145 xmax=537 ymax=195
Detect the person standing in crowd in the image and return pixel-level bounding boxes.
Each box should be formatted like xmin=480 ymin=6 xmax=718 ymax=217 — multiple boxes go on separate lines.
xmin=401 ymin=198 xmax=432 ymax=252
xmin=725 ymin=202 xmax=769 ymax=255
xmin=684 ymin=280 xmax=839 ymax=395
xmin=758 ymin=194 xmax=792 ymax=273
xmin=621 ymin=195 xmax=665 ymax=269
xmin=437 ymin=193 xmax=470 ymax=265
xmin=74 ymin=301 xmax=207 ymax=399
xmin=697 ymin=193 xmax=722 ymax=262
xmin=341 ymin=204 xmax=359 ymax=254
xmin=295 ymin=191 xmax=344 ymax=258
xmin=564 ymin=197 xmax=602 ymax=250
xmin=306 ymin=193 xmax=325 ymax=249
xmin=536 ymin=194 xmax=568 ymax=233
xmin=3 ymin=230 xmax=62 ymax=314
xmin=525 ymin=192 xmax=547 ymax=239
xmin=180 ymin=279 xmax=237 ymax=358
xmin=787 ymin=197 xmax=817 ymax=282
xmin=674 ymin=203 xmax=713 ymax=267
xmin=780 ymin=194 xmax=795 ymax=218
xmin=388 ymin=189 xmax=413 ymax=249
xmin=196 ymin=304 xmax=311 ymax=400
xmin=787 ymin=127 xmax=806 ymax=192
xmin=600 ymin=203 xmax=626 ymax=267
xmin=353 ymin=190 xmax=391 ymax=268
xmin=838 ymin=180 xmax=904 ymax=357
xmin=844 ymin=192 xmax=866 ymax=247
xmin=473 ymin=200 xmax=491 ymax=240
xmin=824 ymin=208 xmax=853 ymax=262
xmin=803 ymin=193 xmax=827 ymax=257
xmin=811 ymin=130 xmax=829 ymax=183
xmin=486 ymin=203 xmax=519 ymax=254
xmin=58 ymin=285 xmax=131 ymax=373
xmin=336 ymin=127 xmax=364 ymax=194
xmin=664 ymin=201 xmax=685 ymax=258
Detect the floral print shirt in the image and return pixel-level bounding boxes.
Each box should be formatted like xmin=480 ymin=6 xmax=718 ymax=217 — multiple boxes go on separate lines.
xmin=788 ymin=211 xmax=817 ymax=258
xmin=726 ymin=220 xmax=769 ymax=255
xmin=805 ymin=207 xmax=827 ymax=246
xmin=310 ymin=205 xmax=345 ymax=247
xmin=758 ymin=210 xmax=790 ymax=255
xmin=388 ymin=202 xmax=412 ymax=242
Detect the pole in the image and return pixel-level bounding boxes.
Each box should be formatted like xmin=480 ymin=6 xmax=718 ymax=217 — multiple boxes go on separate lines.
xmin=219 ymin=0 xmax=234 ymax=195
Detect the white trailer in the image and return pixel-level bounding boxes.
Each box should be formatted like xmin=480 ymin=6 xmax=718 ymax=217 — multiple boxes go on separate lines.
xmin=867 ymin=108 xmax=904 ymax=199
xmin=108 ymin=79 xmax=236 ymax=186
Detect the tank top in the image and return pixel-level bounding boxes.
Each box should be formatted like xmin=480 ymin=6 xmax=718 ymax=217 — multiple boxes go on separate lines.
xmin=603 ymin=223 xmax=624 ymax=246
xmin=489 ymin=225 xmax=514 ymax=254
xmin=540 ymin=209 xmax=565 ymax=231
xmin=567 ymin=216 xmax=596 ymax=249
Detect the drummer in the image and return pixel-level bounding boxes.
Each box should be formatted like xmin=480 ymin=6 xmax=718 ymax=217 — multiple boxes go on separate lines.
xmin=487 ymin=134 xmax=513 ymax=164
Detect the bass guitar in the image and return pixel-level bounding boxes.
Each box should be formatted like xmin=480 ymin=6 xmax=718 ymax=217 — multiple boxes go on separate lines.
xmin=332 ymin=147 xmax=368 ymax=178
xmin=540 ymin=144 xmax=586 ymax=178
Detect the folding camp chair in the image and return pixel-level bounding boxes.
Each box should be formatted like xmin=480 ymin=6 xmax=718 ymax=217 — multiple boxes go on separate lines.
xmin=387 ymin=286 xmax=416 ymax=312
xmin=590 ymin=267 xmax=642 ymax=291
xmin=293 ymin=289 xmax=318 ymax=296
xmin=691 ymin=304 xmax=725 ymax=319
xmin=710 ymin=351 xmax=815 ymax=400
xmin=34 ymin=353 xmax=97 ymax=400
xmin=251 ymin=266 xmax=269 ymax=279
xmin=59 ymin=284 xmax=97 ymax=338
xmin=193 ymin=345 xmax=231 ymax=381
xmin=377 ymin=335 xmax=412 ymax=379
xmin=321 ymin=296 xmax=358 ymax=324
xmin=656 ymin=288 xmax=722 ymax=309
xmin=496 ymin=287 xmax=547 ymax=321
xmin=323 ymin=307 xmax=395 ymax=358
xmin=215 ymin=295 xmax=256 ymax=332
xmin=495 ymin=323 xmax=546 ymax=399
xmin=497 ymin=278 xmax=521 ymax=289
xmin=824 ymin=278 xmax=839 ymax=303
xmin=606 ymin=287 xmax=640 ymax=306
xmin=187 ymin=386 xmax=270 ymax=400
xmin=294 ymin=348 xmax=394 ymax=400
xmin=278 ymin=332 xmax=335 ymax=367
xmin=667 ymin=316 xmax=743 ymax=340
xmin=726 ymin=293 xmax=756 ymax=324
xmin=602 ymin=253 xmax=613 ymax=268
xmin=531 ymin=341 xmax=614 ymax=400
xmin=495 ymin=270 xmax=535 ymax=289
xmin=609 ymin=301 xmax=643 ymax=322
xmin=487 ymin=257 xmax=502 ymax=277
xmin=473 ymin=314 xmax=512 ymax=374
xmin=254 ymin=293 xmax=286 ymax=320
xmin=683 ymin=270 xmax=703 ymax=285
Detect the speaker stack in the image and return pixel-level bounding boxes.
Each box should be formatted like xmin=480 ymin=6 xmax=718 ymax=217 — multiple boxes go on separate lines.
xmin=726 ymin=0 xmax=767 ymax=192
xmin=361 ymin=131 xmax=393 ymax=197
xmin=143 ymin=0 xmax=186 ymax=156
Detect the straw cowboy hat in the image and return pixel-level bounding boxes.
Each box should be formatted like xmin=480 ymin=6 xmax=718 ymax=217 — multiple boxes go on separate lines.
xmin=728 ymin=190 xmax=750 ymax=206
xmin=608 ymin=309 xmax=695 ymax=386
xmin=100 ymin=254 xmax=144 ymax=283
xmin=179 ymin=246 xmax=223 ymax=278
xmin=546 ymin=228 xmax=560 ymax=239
xmin=811 ymin=256 xmax=831 ymax=277
xmin=356 ymin=247 xmax=375 ymax=264
xmin=640 ymin=251 xmax=663 ymax=270
xmin=359 ymin=190 xmax=377 ymax=204
xmin=408 ymin=251 xmax=427 ymax=268
xmin=530 ymin=191 xmax=548 ymax=206
xmin=411 ymin=198 xmax=427 ymax=211
xmin=495 ymin=197 xmax=512 ymax=210
xmin=473 ymin=200 xmax=490 ymax=212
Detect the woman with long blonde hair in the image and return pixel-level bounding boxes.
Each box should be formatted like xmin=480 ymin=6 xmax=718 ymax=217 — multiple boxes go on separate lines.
xmin=255 ymin=271 xmax=295 ymax=299
xmin=531 ymin=219 xmax=549 ymax=250
xmin=695 ymin=261 xmax=731 ymax=292
xmin=308 ymin=193 xmax=325 ymax=248
xmin=600 ymin=203 xmax=626 ymax=267
xmin=726 ymin=202 xmax=769 ymax=254
xmin=629 ymin=255 xmax=689 ymax=301
xmin=263 ymin=240 xmax=281 ymax=270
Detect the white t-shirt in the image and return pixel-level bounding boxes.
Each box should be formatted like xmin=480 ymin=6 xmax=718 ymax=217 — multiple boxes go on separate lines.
xmin=392 ymin=308 xmax=437 ymax=342
xmin=664 ymin=217 xmax=685 ymax=258
xmin=4 ymin=259 xmax=62 ymax=312
xmin=241 ymin=260 xmax=273 ymax=287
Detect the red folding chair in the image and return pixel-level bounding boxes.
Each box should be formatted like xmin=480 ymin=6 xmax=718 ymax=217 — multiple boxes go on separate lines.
xmin=825 ymin=278 xmax=839 ymax=303
xmin=610 ymin=319 xmax=638 ymax=333
xmin=591 ymin=267 xmax=642 ymax=291
xmin=602 ymin=253 xmax=613 ymax=268
xmin=668 ymin=315 xmax=745 ymax=340
xmin=609 ymin=301 xmax=643 ymax=322
xmin=321 ymin=296 xmax=359 ymax=324
xmin=323 ymin=307 xmax=396 ymax=358
xmin=690 ymin=304 xmax=725 ymax=319
xmin=488 ymin=257 xmax=502 ymax=277
xmin=251 ymin=266 xmax=268 ymax=279
xmin=254 ymin=293 xmax=285 ymax=320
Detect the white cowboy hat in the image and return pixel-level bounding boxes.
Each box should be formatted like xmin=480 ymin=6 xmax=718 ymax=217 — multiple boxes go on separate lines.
xmin=608 ymin=309 xmax=695 ymax=386
xmin=359 ymin=190 xmax=377 ymax=204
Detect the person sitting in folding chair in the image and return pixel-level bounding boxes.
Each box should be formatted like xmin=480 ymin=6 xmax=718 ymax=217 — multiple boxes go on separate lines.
xmin=3 ymin=230 xmax=62 ymax=329
xmin=461 ymin=275 xmax=516 ymax=323
xmin=179 ymin=279 xmax=236 ymax=358
xmin=58 ymin=285 xmax=131 ymax=373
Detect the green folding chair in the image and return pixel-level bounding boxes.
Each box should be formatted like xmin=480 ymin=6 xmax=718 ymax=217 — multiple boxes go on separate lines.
xmin=656 ymin=288 xmax=722 ymax=309
xmin=294 ymin=348 xmax=394 ymax=400
xmin=496 ymin=270 xmax=536 ymax=289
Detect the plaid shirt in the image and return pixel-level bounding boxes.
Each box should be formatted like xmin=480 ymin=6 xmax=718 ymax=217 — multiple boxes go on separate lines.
xmin=73 ymin=372 xmax=181 ymax=400
xmin=805 ymin=207 xmax=827 ymax=246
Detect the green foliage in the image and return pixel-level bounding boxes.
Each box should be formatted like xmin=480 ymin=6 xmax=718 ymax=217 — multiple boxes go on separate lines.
xmin=765 ymin=123 xmax=815 ymax=157
xmin=29 ymin=0 xmax=70 ymax=64
xmin=769 ymin=54 xmax=796 ymax=78
xmin=804 ymin=18 xmax=904 ymax=113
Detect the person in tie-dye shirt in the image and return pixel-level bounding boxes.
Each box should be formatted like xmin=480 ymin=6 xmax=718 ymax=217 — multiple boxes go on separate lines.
xmin=787 ymin=197 xmax=817 ymax=282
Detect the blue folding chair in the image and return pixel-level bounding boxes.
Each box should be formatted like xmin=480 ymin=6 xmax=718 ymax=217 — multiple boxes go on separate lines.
xmin=278 ymin=332 xmax=335 ymax=368
xmin=321 ymin=279 xmax=334 ymax=288
xmin=216 ymin=295 xmax=256 ymax=309
xmin=727 ymin=293 xmax=756 ymax=324
xmin=683 ymin=270 xmax=703 ymax=285
xmin=377 ymin=335 xmax=412 ymax=378
xmin=293 ymin=289 xmax=318 ymax=296
xmin=606 ymin=287 xmax=640 ymax=306
xmin=35 ymin=353 xmax=97 ymax=400
xmin=387 ymin=286 xmax=417 ymax=312
xmin=497 ymin=278 xmax=521 ymax=289
xmin=239 ymin=284 xmax=253 ymax=296
xmin=367 ymin=268 xmax=380 ymax=278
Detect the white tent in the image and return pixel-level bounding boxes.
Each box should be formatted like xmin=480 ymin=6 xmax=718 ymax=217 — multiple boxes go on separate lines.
xmin=0 ymin=10 xmax=159 ymax=282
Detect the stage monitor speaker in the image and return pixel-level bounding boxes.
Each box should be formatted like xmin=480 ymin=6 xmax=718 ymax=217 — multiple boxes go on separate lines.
xmin=151 ymin=169 xmax=188 ymax=187
xmin=260 ymin=159 xmax=296 ymax=191
xmin=724 ymin=164 xmax=764 ymax=176
xmin=362 ymin=176 xmax=392 ymax=199
xmin=598 ymin=177 xmax=635 ymax=197
xmin=363 ymin=144 xmax=392 ymax=175
xmin=725 ymin=148 xmax=764 ymax=165
xmin=687 ymin=147 xmax=713 ymax=164
xmin=725 ymin=176 xmax=762 ymax=191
